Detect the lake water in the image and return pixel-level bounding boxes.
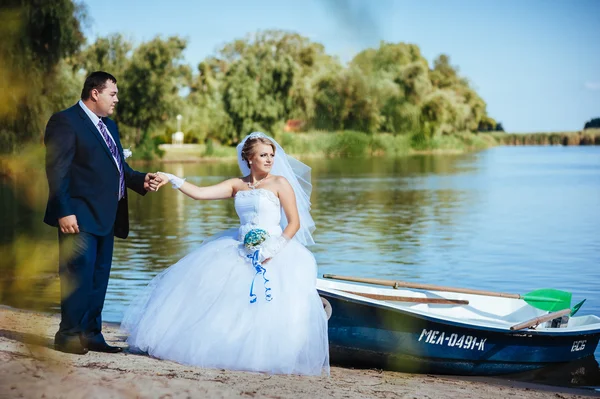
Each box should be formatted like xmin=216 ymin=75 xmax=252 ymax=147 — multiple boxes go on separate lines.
xmin=1 ymin=145 xmax=599 ymax=388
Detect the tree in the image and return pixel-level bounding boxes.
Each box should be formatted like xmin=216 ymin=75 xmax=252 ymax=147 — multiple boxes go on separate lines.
xmin=477 ymin=116 xmax=496 ymax=132
xmin=584 ymin=118 xmax=600 ymax=129
xmin=184 ymin=57 xmax=232 ymax=144
xmin=429 ymin=54 xmax=490 ymax=133
xmin=429 ymin=54 xmax=461 ymax=89
xmin=313 ymin=67 xmax=381 ymax=133
xmin=73 ymin=33 xmax=132 ymax=80
xmin=351 ymin=42 xmax=434 ymax=135
xmin=222 ymin=51 xmax=296 ymax=143
xmin=219 ymin=30 xmax=332 ymax=143
xmin=116 ymin=36 xmax=191 ymax=145
xmin=0 ymin=0 xmax=85 ymax=152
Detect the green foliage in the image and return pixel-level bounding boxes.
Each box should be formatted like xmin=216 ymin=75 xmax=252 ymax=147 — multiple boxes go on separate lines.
xmin=118 ymin=36 xmax=190 ymax=143
xmin=73 ymin=33 xmax=132 ymax=81
xmin=133 ymin=132 xmax=164 ymax=161
xmin=313 ymin=67 xmax=382 ymax=133
xmin=0 ymin=0 xmax=85 ymax=153
xmin=186 ymin=58 xmax=233 ymax=144
xmin=8 ymin=12 xmax=597 ymax=158
xmin=584 ymin=118 xmax=600 ymax=130
xmin=347 ymin=44 xmax=494 ymax=138
xmin=219 ymin=30 xmax=333 ymax=143
xmin=495 ymin=131 xmax=600 ymax=146
xmin=278 ymin=131 xmax=334 ymax=155
xmin=324 ymin=131 xmax=370 ymax=157
xmin=369 ymin=133 xmax=412 ymax=156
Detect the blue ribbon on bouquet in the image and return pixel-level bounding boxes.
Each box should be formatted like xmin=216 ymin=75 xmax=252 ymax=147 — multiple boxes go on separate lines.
xmin=247 ymin=249 xmax=273 ymax=303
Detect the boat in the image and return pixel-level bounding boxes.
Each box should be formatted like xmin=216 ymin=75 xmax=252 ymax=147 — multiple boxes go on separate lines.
xmin=317 ymin=276 xmax=600 ymax=376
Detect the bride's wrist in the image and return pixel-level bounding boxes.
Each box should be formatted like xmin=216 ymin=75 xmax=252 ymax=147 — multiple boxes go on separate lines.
xmin=158 ymin=172 xmax=186 ymax=189
xmin=260 ymin=235 xmax=289 ymax=261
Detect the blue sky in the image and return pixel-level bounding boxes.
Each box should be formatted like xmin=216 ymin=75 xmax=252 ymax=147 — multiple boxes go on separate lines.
xmin=84 ymin=0 xmax=599 ymax=132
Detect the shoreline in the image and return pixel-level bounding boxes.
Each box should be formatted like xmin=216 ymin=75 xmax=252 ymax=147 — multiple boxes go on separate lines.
xmin=1 ymin=306 xmax=598 ymax=398
xmin=131 ymin=148 xmax=470 ymax=165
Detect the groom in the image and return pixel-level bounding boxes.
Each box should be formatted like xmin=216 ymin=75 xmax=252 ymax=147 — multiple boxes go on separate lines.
xmin=44 ymin=71 xmax=158 ymax=355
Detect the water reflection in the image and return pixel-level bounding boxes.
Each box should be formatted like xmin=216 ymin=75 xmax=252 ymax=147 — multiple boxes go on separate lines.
xmin=1 ymin=147 xmax=599 ymax=387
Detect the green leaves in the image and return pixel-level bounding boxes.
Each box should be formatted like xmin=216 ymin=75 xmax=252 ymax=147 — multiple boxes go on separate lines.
xmin=0 ymin=1 xmax=85 ymax=152
xmin=77 ymin=35 xmax=191 ymax=146
xmin=221 ymin=31 xmax=323 ymax=143
xmin=1 ymin=11 xmax=502 ymax=155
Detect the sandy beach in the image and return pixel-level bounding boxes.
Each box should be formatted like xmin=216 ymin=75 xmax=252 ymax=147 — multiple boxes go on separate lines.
xmin=0 ymin=306 xmax=597 ymax=399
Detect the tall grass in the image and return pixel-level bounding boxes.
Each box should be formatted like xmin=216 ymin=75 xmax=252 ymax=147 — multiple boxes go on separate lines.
xmin=494 ymin=129 xmax=600 ymax=146
xmin=279 ymin=130 xmax=497 ymax=158
xmin=153 ymin=129 xmax=600 ymax=161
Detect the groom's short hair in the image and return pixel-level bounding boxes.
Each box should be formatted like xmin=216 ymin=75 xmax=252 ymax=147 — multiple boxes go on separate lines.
xmin=81 ymin=71 xmax=117 ymax=100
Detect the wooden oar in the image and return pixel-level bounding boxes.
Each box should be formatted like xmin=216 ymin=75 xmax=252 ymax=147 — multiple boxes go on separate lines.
xmin=322 ymin=274 xmax=572 ymax=312
xmin=510 ymin=300 xmax=587 ymax=330
xmin=340 ymin=290 xmax=469 ymax=305
xmin=510 ymin=309 xmax=570 ymax=330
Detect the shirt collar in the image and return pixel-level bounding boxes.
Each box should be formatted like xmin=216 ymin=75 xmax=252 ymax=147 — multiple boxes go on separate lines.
xmin=78 ymin=100 xmax=102 ymax=127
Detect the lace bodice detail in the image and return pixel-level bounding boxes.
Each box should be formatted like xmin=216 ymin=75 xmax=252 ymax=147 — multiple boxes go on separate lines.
xmin=235 ymin=189 xmax=282 ymax=241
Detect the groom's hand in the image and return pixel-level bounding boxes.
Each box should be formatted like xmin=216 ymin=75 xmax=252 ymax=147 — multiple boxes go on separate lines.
xmin=149 ymin=173 xmax=170 ymax=191
xmin=144 ymin=173 xmax=159 ymax=192
xmin=58 ymin=215 xmax=79 ymax=234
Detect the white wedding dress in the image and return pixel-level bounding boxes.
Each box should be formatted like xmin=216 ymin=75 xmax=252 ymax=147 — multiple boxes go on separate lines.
xmin=121 ymin=188 xmax=330 ymax=376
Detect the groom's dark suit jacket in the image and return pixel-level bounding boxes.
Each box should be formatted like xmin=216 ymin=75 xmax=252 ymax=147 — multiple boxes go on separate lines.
xmin=44 ymin=103 xmax=146 ymax=239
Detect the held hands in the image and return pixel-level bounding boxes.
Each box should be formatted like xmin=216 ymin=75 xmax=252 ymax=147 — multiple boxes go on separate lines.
xmin=151 ymin=172 xmax=185 ymax=190
xmin=144 ymin=173 xmax=160 ymax=192
xmin=145 ymin=172 xmax=186 ymax=192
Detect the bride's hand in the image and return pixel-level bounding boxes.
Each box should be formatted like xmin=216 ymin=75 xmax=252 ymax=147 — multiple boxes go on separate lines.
xmin=146 ymin=173 xmax=165 ymax=191
xmin=154 ymin=172 xmax=171 ymax=190
xmin=154 ymin=171 xmax=186 ymax=189
xmin=259 ymin=235 xmax=290 ymax=264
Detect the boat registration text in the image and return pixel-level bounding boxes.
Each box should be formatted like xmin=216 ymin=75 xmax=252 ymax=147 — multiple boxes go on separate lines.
xmin=418 ymin=329 xmax=487 ymax=351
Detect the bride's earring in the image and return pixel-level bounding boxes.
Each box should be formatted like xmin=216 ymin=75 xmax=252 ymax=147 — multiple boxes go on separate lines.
xmin=249 ymin=161 xmax=253 ymax=164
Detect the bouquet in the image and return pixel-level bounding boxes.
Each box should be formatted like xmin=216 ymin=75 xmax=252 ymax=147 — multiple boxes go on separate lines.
xmin=244 ymin=228 xmax=270 ymax=251
xmin=242 ymin=228 xmax=272 ymax=303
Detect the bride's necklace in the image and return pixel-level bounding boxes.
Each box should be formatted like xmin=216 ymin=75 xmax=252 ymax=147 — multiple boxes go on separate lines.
xmin=247 ymin=174 xmax=269 ymax=189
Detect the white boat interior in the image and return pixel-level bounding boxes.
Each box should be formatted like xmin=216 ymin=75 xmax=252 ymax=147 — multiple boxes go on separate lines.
xmin=317 ymin=279 xmax=600 ymax=333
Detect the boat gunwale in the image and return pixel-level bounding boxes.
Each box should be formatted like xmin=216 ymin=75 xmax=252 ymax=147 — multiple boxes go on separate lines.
xmin=318 ymin=286 xmax=600 ymax=337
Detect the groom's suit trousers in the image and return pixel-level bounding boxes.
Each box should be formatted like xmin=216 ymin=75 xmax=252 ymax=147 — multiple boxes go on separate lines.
xmin=55 ymin=229 xmax=114 ymax=346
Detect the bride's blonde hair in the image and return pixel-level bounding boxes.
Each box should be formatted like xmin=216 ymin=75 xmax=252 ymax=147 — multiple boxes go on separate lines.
xmin=240 ymin=136 xmax=276 ymax=168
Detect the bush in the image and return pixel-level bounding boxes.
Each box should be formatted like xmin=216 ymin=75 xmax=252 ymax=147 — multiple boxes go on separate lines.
xmin=324 ymin=131 xmax=370 ymax=157
xmin=134 ymin=134 xmax=164 ymax=161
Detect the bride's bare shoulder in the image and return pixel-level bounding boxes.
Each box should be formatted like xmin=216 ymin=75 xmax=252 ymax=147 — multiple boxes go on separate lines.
xmin=228 ymin=177 xmax=249 ymax=193
xmin=272 ymin=175 xmax=289 ymax=184
xmin=272 ymin=176 xmax=293 ymax=196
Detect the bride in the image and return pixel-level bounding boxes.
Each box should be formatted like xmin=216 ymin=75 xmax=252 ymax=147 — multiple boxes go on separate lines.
xmin=121 ymin=132 xmax=330 ymax=376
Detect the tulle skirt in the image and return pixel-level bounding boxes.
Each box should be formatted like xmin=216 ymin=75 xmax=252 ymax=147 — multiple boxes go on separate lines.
xmin=121 ymin=229 xmax=330 ymax=376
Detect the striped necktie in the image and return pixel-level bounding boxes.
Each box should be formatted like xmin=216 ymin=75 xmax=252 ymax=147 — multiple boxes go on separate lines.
xmin=98 ymin=119 xmax=125 ymax=199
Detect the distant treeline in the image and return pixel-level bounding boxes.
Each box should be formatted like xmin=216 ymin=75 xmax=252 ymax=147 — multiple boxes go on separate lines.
xmin=494 ymin=130 xmax=600 ymax=146
xmin=1 ymin=0 xmax=503 ymax=156
xmin=1 ymin=1 xmax=596 ymax=158
xmin=584 ymin=118 xmax=600 ymax=130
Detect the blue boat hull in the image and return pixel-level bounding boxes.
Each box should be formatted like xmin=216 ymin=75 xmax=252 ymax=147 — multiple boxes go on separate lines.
xmin=319 ymin=290 xmax=600 ymax=375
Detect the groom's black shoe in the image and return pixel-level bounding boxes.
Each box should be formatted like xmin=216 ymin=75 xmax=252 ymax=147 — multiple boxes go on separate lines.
xmin=87 ymin=342 xmax=123 ymax=353
xmin=55 ymin=332 xmax=88 ymax=355
xmin=54 ymin=341 xmax=89 ymax=355
xmin=81 ymin=334 xmax=123 ymax=353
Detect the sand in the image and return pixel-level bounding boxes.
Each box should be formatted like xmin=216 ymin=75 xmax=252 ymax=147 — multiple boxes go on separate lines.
xmin=0 ymin=307 xmax=597 ymax=399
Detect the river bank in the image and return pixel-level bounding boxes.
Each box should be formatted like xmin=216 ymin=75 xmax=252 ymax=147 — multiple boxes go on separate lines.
xmin=1 ymin=306 xmax=597 ymax=398
xmin=152 ymin=130 xmax=600 ymax=163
